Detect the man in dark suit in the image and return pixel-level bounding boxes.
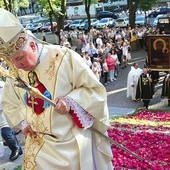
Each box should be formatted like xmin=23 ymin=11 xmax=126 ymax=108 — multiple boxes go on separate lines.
xmin=136 ymin=68 xmax=154 ymax=109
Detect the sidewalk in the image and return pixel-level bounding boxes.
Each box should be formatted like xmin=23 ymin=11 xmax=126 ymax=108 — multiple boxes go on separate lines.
xmin=109 ymin=107 xmax=135 ymax=117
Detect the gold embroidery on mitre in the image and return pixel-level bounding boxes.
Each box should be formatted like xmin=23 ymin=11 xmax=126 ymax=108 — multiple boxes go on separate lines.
xmin=15 ymin=36 xmax=27 ymax=50
xmin=7 ymin=44 xmax=15 ymax=55
xmin=0 ymin=46 xmax=7 ymax=54
xmin=0 ymin=30 xmax=27 ymax=57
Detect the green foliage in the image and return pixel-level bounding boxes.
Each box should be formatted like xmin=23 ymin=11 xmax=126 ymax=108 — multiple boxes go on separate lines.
xmin=36 ymin=0 xmax=60 ymax=14
xmin=0 ymin=164 xmax=22 ymax=170
xmin=14 ymin=165 xmax=22 ymax=170
xmin=13 ymin=0 xmax=19 ymax=12
xmin=0 ymin=0 xmax=19 ymax=10
xmin=139 ymin=0 xmax=157 ymax=11
xmin=0 ymin=0 xmax=4 ymax=7
xmin=19 ymin=0 xmax=29 ymax=8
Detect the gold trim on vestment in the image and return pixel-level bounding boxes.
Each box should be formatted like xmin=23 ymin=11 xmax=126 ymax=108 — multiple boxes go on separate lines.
xmin=24 ymin=47 xmax=68 ymax=169
xmin=24 ymin=134 xmax=44 ymax=170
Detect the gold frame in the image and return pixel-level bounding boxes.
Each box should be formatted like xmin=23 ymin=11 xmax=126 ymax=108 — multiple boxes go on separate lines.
xmin=147 ymin=35 xmax=170 ymax=71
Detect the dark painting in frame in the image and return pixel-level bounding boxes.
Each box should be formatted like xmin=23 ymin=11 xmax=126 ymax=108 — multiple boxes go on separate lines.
xmin=147 ymin=35 xmax=170 ymax=71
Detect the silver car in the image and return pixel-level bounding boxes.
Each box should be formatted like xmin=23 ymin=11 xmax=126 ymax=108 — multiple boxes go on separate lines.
xmin=69 ymin=19 xmax=83 ymax=30
xmin=79 ymin=19 xmax=98 ymax=29
xmin=96 ymin=18 xmax=114 ymax=29
xmin=115 ymin=17 xmax=129 ymax=27
xmin=135 ymin=15 xmax=145 ymax=26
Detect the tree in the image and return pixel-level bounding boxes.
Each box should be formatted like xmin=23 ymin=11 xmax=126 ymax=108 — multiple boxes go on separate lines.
xmin=30 ymin=0 xmax=36 ymax=13
xmin=55 ymin=0 xmax=66 ymax=37
xmin=128 ymin=0 xmax=140 ymax=28
xmin=0 ymin=0 xmax=19 ymax=13
xmin=139 ymin=0 xmax=157 ymax=26
xmin=84 ymin=0 xmax=91 ymax=32
xmin=128 ymin=0 xmax=157 ymax=28
xmin=37 ymin=0 xmax=66 ymax=42
xmin=84 ymin=0 xmax=98 ymax=32
xmin=19 ymin=0 xmax=29 ymax=15
xmin=3 ymin=0 xmax=9 ymax=10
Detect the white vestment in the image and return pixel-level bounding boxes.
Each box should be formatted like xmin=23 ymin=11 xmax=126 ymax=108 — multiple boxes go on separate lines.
xmin=2 ymin=45 xmax=113 ymax=170
xmin=127 ymin=66 xmax=143 ymax=100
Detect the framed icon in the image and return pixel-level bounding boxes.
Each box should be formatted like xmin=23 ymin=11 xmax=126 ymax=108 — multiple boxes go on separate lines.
xmin=147 ymin=35 xmax=170 ymax=71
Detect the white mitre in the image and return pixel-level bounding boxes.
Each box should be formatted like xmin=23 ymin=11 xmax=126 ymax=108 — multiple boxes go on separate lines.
xmin=0 ymin=8 xmax=28 ymax=58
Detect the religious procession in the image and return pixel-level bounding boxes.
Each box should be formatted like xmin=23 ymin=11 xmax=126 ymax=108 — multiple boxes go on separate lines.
xmin=0 ymin=4 xmax=170 ymax=170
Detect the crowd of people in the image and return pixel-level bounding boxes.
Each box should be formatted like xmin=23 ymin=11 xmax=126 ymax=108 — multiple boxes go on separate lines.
xmin=57 ymin=26 xmax=137 ymax=84
xmin=53 ymin=22 xmax=166 ymax=87
xmin=54 ymin=21 xmax=170 ymax=110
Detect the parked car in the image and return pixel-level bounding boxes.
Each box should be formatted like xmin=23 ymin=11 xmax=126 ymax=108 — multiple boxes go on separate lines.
xmin=40 ymin=22 xmax=57 ymax=32
xmin=135 ymin=15 xmax=145 ymax=26
xmin=96 ymin=18 xmax=115 ymax=29
xmin=69 ymin=19 xmax=83 ymax=30
xmin=22 ymin=23 xmax=32 ymax=29
xmin=153 ymin=14 xmax=167 ymax=26
xmin=96 ymin=11 xmax=118 ymax=20
xmin=115 ymin=17 xmax=129 ymax=27
xmin=27 ymin=22 xmax=43 ymax=32
xmin=147 ymin=7 xmax=170 ymax=18
xmin=157 ymin=16 xmax=170 ymax=34
xmin=112 ymin=6 xmax=122 ymax=13
xmin=136 ymin=9 xmax=144 ymax=15
xmin=83 ymin=19 xmax=99 ymax=32
xmin=64 ymin=20 xmax=71 ymax=30
xmin=79 ymin=18 xmax=98 ymax=29
xmin=91 ymin=19 xmax=99 ymax=28
xmin=79 ymin=20 xmax=88 ymax=30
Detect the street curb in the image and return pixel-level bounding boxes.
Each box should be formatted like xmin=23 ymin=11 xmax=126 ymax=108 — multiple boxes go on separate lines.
xmin=108 ymin=107 xmax=135 ymax=117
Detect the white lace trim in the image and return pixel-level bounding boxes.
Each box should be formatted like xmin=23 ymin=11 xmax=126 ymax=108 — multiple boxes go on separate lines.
xmin=65 ymin=97 xmax=94 ymax=129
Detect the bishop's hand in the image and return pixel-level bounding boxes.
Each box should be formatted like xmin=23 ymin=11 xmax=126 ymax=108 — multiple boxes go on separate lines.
xmin=22 ymin=125 xmax=37 ymax=139
xmin=54 ymin=98 xmax=70 ymax=115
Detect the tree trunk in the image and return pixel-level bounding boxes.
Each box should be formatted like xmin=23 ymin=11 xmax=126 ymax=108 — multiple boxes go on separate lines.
xmin=128 ymin=0 xmax=140 ymax=28
xmin=58 ymin=0 xmax=66 ymax=42
xmin=47 ymin=0 xmax=66 ymax=42
xmin=55 ymin=0 xmax=66 ymax=43
xmin=85 ymin=0 xmax=91 ymax=32
xmin=3 ymin=0 xmax=8 ymax=10
xmin=8 ymin=0 xmax=12 ymax=12
xmin=48 ymin=11 xmax=54 ymax=33
xmin=32 ymin=0 xmax=35 ymax=13
xmin=24 ymin=8 xmax=27 ymax=15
